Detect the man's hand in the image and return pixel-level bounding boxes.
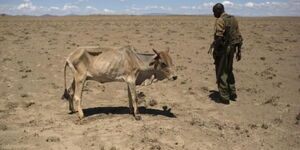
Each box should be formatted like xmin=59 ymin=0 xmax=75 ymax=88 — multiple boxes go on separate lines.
xmin=236 ymin=51 xmax=241 ymax=61
xmin=235 ymin=44 xmax=242 ymax=61
xmin=208 ymin=41 xmax=214 ymax=55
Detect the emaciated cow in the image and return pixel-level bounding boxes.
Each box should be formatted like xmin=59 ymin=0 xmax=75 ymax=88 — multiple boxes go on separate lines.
xmin=61 ymin=46 xmax=177 ymax=120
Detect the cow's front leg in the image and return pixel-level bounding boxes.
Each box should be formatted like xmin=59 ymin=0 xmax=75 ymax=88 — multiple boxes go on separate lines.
xmin=128 ymin=82 xmax=141 ymax=120
xmin=127 ymin=84 xmax=134 ymax=114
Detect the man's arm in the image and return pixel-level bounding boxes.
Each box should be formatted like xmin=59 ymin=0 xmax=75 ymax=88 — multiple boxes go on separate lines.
xmin=213 ymin=18 xmax=225 ymax=51
xmin=215 ymin=18 xmax=225 ymax=37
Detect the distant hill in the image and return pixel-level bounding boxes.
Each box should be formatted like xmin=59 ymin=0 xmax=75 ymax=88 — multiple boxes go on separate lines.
xmin=0 ymin=13 xmax=10 ymax=16
xmin=40 ymin=14 xmax=58 ymax=17
xmin=143 ymin=13 xmax=175 ymax=16
xmin=64 ymin=13 xmax=79 ymax=16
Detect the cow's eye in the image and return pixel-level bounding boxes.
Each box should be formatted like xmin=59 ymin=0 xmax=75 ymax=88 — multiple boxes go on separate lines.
xmin=161 ymin=62 xmax=167 ymax=68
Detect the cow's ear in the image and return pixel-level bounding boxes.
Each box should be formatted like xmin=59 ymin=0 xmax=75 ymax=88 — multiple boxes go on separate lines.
xmin=153 ymin=49 xmax=159 ymax=55
xmin=149 ymin=54 xmax=158 ymax=66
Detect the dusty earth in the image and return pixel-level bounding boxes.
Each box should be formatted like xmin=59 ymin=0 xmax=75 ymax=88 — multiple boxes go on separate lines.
xmin=0 ymin=15 xmax=299 ymax=150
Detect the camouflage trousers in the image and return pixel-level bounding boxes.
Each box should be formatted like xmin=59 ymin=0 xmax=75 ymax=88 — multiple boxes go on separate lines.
xmin=214 ymin=45 xmax=236 ymax=100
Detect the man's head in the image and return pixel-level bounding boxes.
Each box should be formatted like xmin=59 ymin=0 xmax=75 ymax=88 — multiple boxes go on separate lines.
xmin=213 ymin=3 xmax=224 ymax=18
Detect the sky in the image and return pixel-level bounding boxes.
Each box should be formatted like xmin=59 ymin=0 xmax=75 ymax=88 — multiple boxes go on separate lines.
xmin=0 ymin=0 xmax=299 ymax=16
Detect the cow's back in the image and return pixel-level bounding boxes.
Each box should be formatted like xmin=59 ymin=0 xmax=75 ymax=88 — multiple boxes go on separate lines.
xmin=86 ymin=46 xmax=140 ymax=82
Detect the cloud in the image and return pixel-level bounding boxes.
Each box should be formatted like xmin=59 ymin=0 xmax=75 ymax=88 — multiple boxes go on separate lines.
xmin=239 ymin=1 xmax=300 ymax=16
xmin=222 ymin=1 xmax=234 ymax=7
xmin=103 ymin=8 xmax=114 ymax=13
xmin=129 ymin=5 xmax=173 ymax=13
xmin=86 ymin=6 xmax=97 ymax=11
xmin=242 ymin=1 xmax=298 ymax=10
xmin=203 ymin=2 xmax=214 ymax=7
xmin=245 ymin=2 xmax=254 ymax=8
xmin=17 ymin=0 xmax=36 ymax=10
xmin=49 ymin=6 xmax=59 ymax=10
xmin=62 ymin=4 xmax=79 ymax=11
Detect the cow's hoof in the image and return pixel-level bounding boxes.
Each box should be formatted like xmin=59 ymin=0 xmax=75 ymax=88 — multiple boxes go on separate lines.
xmin=68 ymin=111 xmax=77 ymax=114
xmin=78 ymin=114 xmax=84 ymax=119
xmin=129 ymin=109 xmax=134 ymax=115
xmin=134 ymin=116 xmax=142 ymax=121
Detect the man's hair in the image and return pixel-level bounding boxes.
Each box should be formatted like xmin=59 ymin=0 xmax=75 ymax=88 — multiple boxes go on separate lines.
xmin=213 ymin=3 xmax=225 ymax=12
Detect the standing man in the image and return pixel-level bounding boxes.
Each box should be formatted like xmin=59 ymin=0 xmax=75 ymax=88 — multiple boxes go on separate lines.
xmin=210 ymin=3 xmax=243 ymax=104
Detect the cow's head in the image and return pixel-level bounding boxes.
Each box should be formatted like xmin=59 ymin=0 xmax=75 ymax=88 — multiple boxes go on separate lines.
xmin=149 ymin=49 xmax=177 ymax=81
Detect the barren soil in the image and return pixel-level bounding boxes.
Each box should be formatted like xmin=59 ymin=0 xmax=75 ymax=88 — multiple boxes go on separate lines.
xmin=0 ymin=15 xmax=299 ymax=150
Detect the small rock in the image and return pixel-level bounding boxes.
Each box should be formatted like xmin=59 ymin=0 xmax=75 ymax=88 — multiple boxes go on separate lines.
xmin=138 ymin=92 xmax=146 ymax=99
xmin=260 ymin=57 xmax=266 ymax=61
xmin=235 ymin=125 xmax=240 ymax=130
xmin=20 ymin=93 xmax=29 ymax=98
xmin=0 ymin=124 xmax=8 ymax=131
xmin=263 ymin=96 xmax=279 ymax=106
xmin=17 ymin=61 xmax=23 ymax=64
xmin=21 ymin=75 xmax=28 ymax=78
xmin=6 ymin=102 xmax=18 ymax=109
xmin=180 ymin=81 xmax=187 ymax=84
xmin=38 ymin=76 xmax=46 ymax=80
xmin=261 ymin=124 xmax=269 ymax=129
xmin=150 ymin=145 xmax=161 ymax=150
xmin=18 ymin=86 xmax=23 ymax=90
xmin=201 ymin=87 xmax=209 ymax=92
xmin=46 ymin=136 xmax=60 ymax=142
xmin=273 ymin=118 xmax=283 ymax=125
xmin=25 ymin=102 xmax=35 ymax=108
xmin=2 ymin=58 xmax=11 ymax=62
xmin=51 ymin=83 xmax=60 ymax=89
xmin=249 ymin=124 xmax=258 ymax=129
xmin=296 ymin=113 xmax=300 ymax=121
xmin=110 ymin=146 xmax=117 ymax=150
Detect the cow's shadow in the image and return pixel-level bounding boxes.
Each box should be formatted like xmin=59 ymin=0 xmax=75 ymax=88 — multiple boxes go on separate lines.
xmin=83 ymin=106 xmax=176 ymax=118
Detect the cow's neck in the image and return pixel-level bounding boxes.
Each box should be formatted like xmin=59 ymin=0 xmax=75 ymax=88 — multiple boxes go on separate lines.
xmin=136 ymin=53 xmax=156 ymax=71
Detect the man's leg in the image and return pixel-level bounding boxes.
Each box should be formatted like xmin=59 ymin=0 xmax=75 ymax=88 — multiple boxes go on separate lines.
xmin=215 ymin=50 xmax=230 ymax=104
xmin=227 ymin=46 xmax=237 ymax=100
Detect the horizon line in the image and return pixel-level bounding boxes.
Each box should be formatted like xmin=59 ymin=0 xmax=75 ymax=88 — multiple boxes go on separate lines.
xmin=1 ymin=13 xmax=300 ymax=18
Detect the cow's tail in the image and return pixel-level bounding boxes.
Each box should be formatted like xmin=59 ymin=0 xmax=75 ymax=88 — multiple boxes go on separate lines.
xmin=61 ymin=61 xmax=70 ymax=100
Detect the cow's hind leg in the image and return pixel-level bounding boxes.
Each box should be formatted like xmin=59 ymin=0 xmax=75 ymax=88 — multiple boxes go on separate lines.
xmin=128 ymin=82 xmax=141 ymax=120
xmin=68 ymin=79 xmax=76 ymax=113
xmin=74 ymin=74 xmax=86 ymax=119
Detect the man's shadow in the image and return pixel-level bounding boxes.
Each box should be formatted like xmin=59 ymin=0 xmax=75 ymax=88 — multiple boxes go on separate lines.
xmin=208 ymin=90 xmax=223 ymax=104
xmin=83 ymin=105 xmax=176 ymax=118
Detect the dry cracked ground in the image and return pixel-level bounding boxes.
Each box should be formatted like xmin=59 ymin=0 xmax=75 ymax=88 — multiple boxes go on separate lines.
xmin=0 ymin=15 xmax=300 ymax=150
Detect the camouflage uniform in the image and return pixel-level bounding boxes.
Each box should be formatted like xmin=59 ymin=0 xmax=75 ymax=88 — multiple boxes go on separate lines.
xmin=213 ymin=12 xmax=242 ymax=101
